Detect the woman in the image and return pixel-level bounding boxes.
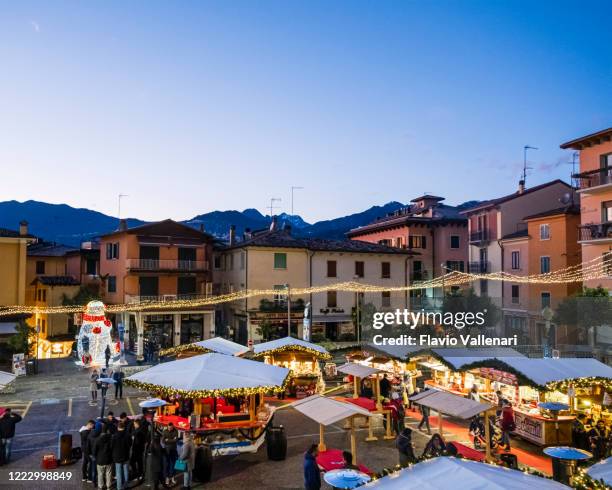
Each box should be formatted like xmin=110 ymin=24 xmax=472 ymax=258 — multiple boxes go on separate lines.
xmin=303 ymin=443 xmax=321 ymax=490
xmin=90 ymin=370 xmax=99 ymax=401
xmin=422 ymin=433 xmax=446 ymax=459
xmin=396 ymin=428 xmax=416 ymax=466
xmin=500 ymin=400 xmax=515 ymax=452
xmin=149 ymin=436 xmax=165 ymax=490
xmin=179 ymin=431 xmax=196 ymax=489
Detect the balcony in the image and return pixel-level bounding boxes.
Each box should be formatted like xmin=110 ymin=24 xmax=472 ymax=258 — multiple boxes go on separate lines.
xmin=468 ymin=261 xmax=490 ymax=273
xmin=469 ymin=230 xmax=491 ymax=244
xmin=126 ymin=259 xmax=209 ymax=272
xmin=579 ymin=222 xmax=612 ymax=243
xmin=573 ymin=167 xmax=612 ymax=194
xmin=125 ymin=293 xmax=209 ymax=304
xmin=410 ymin=271 xmax=430 ymax=282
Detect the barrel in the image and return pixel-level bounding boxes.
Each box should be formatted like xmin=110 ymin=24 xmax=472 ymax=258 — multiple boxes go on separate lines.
xmin=58 ymin=433 xmax=73 ymax=464
xmin=266 ymin=426 xmax=287 ymax=461
xmin=193 ymin=445 xmax=213 ymax=483
xmin=551 ymin=457 xmax=578 ymax=485
xmin=499 ymin=453 xmax=518 ymax=469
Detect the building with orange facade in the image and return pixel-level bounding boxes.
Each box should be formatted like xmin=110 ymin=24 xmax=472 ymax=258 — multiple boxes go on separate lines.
xmin=99 ymin=219 xmax=215 ymax=360
xmin=562 ymin=128 xmax=612 ymax=290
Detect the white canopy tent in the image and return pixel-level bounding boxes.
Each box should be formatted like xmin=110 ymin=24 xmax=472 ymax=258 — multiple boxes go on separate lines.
xmin=430 ymin=348 xmax=526 ymax=371
xmin=362 ymin=457 xmax=568 ymax=489
xmin=159 ymin=336 xmax=249 ymax=357
xmin=0 ymin=370 xmax=16 ymax=389
xmin=587 ymin=456 xmax=612 ymax=486
xmin=253 ymin=336 xmax=330 ymax=359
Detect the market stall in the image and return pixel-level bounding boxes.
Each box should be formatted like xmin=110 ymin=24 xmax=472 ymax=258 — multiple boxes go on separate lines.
xmin=125 ymin=352 xmax=290 ymax=456
xmin=586 ymin=456 xmax=612 ymax=487
xmin=253 ymin=336 xmax=331 ymax=398
xmin=158 ymin=336 xmax=249 ymax=358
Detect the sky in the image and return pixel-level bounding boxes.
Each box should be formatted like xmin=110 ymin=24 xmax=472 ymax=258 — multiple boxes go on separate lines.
xmin=0 ymin=1 xmax=611 ymax=223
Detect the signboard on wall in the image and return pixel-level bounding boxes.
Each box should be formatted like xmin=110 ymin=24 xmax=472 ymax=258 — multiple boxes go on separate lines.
xmin=12 ymin=353 xmax=26 ymax=376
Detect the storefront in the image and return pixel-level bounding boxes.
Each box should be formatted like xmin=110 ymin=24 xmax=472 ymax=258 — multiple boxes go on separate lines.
xmin=180 ymin=314 xmax=204 ymax=344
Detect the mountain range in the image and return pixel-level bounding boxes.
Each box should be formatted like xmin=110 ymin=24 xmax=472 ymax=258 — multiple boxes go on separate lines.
xmin=0 ymin=199 xmax=476 ymax=246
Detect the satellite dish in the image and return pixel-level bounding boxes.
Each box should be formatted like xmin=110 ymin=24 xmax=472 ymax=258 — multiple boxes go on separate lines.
xmin=559 ymin=193 xmax=572 ymax=205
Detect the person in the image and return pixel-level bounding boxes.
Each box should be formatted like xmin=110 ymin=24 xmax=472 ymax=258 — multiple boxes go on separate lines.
xmin=79 ymin=420 xmax=95 ymax=482
xmin=130 ymin=418 xmax=146 ymax=481
xmin=161 ymin=422 xmax=179 ymax=486
xmin=93 ymin=426 xmax=113 ymax=490
xmin=179 ymin=431 xmax=196 ymax=489
xmin=468 ymin=385 xmax=480 ymax=403
xmin=303 ymin=443 xmax=321 ymax=490
xmin=112 ymin=421 xmax=132 ymax=490
xmin=380 ymin=374 xmax=391 ymax=400
xmin=495 ymin=390 xmax=504 ymax=416
xmin=572 ymin=414 xmax=588 ymax=450
xmin=113 ymin=368 xmax=125 ymax=399
xmin=500 ymin=400 xmax=515 ymax=452
xmin=0 ymin=408 xmax=22 ymax=463
xmin=342 ymin=450 xmax=358 ymax=470
xmin=589 ymin=419 xmax=609 ymax=460
xmin=469 ymin=415 xmax=485 ymax=449
xmin=105 ymin=412 xmax=118 ymax=435
xmin=104 ymin=345 xmax=111 ymax=368
xmin=149 ymin=435 xmax=165 ymax=490
xmin=90 ymin=370 xmax=100 ymax=401
xmin=422 ymin=433 xmax=446 ymax=459
xmin=396 ymin=427 xmax=416 ymax=466
xmin=360 ymin=378 xmax=373 ymax=399
xmin=118 ymin=412 xmax=131 ymax=434
xmin=86 ymin=425 xmax=101 ymax=484
xmin=417 ymin=403 xmax=431 ymax=434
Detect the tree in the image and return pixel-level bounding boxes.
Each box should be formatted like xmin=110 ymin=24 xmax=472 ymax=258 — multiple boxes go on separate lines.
xmin=8 ymin=320 xmax=36 ymax=356
xmin=256 ymin=320 xmax=274 ymax=341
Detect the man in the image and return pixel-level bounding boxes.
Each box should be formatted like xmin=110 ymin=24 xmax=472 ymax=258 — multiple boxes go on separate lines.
xmin=303 ymin=443 xmax=321 ymax=490
xmin=86 ymin=426 xmax=101 ymax=484
xmin=130 ymin=418 xmax=147 ymax=481
xmin=589 ymin=419 xmax=609 ymax=460
xmin=500 ymin=400 xmax=515 ymax=452
xmin=396 ymin=427 xmax=416 ymax=466
xmin=113 ymin=368 xmax=125 ymax=399
xmin=93 ymin=426 xmax=113 ymax=490
xmin=379 ymin=374 xmax=392 ymax=400
xmin=104 ymin=345 xmax=111 ymax=369
xmin=105 ymin=412 xmax=118 ymax=435
xmin=0 ymin=408 xmax=22 ymax=462
xmin=417 ymin=403 xmax=431 ymax=435
xmin=342 ymin=450 xmax=359 ymax=470
xmin=118 ymin=412 xmax=131 ymax=434
xmin=161 ymin=422 xmax=179 ymax=486
xmin=79 ymin=420 xmax=95 ymax=482
xmin=179 ymin=431 xmax=196 ymax=490
xmin=112 ymin=421 xmax=132 ymax=490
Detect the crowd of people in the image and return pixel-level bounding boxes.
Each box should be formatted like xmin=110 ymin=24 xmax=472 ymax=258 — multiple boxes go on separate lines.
xmin=89 ymin=367 xmax=125 ymax=401
xmin=572 ymin=413 xmax=612 ymax=460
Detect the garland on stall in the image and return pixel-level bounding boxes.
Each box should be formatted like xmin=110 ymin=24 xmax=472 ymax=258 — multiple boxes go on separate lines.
xmin=158 ymin=343 xmax=214 ymax=357
xmin=546 ymin=376 xmax=612 ymax=393
xmin=252 ymin=344 xmax=331 ymax=361
xmin=572 ymin=468 xmax=612 ymax=490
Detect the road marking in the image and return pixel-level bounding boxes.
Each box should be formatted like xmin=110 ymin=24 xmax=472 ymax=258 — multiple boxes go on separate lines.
xmin=67 ymin=398 xmax=72 ymax=417
xmin=12 ymin=445 xmax=57 ymax=453
xmin=21 ymin=401 xmax=32 ymax=419
xmin=127 ymin=397 xmax=135 ymax=416
xmin=15 ymin=429 xmax=78 ymax=438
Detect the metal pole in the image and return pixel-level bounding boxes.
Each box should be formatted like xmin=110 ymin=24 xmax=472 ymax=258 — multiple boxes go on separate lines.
xmin=286 ymin=284 xmax=291 ymax=336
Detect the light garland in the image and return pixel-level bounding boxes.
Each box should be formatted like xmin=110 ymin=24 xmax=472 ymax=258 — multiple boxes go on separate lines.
xmin=1 ymin=255 xmax=609 ymax=317
xmin=546 ymin=376 xmax=612 ymax=393
xmin=573 ymin=467 xmax=612 ymax=490
xmin=158 ymin=343 xmax=214 ymax=357
xmin=252 ymin=344 xmax=331 ymax=361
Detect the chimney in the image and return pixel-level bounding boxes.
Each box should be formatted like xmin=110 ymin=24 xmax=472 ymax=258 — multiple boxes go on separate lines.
xmin=283 ymin=223 xmax=292 ymax=235
xmin=199 ymin=223 xmax=205 ymax=233
xmin=517 ymin=180 xmax=525 ymax=194
xmin=269 ymin=216 xmax=278 ymax=232
xmin=243 ymin=227 xmax=252 ymax=240
xmin=229 ymin=225 xmax=236 ymax=246
xmin=118 ymin=219 xmax=127 ymax=231
xmin=19 ymin=220 xmax=28 ymax=236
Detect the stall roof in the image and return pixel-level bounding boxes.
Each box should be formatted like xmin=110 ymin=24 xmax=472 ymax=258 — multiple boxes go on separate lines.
xmin=431 ymin=348 xmax=525 ymax=370
xmin=409 ymin=389 xmax=494 ymax=419
xmin=253 ymin=336 xmax=330 ymax=359
xmin=587 ymin=456 xmax=612 ymax=486
xmin=125 ymin=353 xmax=290 ymax=397
xmin=365 ymin=343 xmax=431 ymax=360
xmin=192 ymin=337 xmax=249 ymax=356
xmin=337 ymin=363 xmax=383 ymax=378
xmin=291 ymin=394 xmax=372 ymax=426
xmin=362 ymin=457 xmax=568 ymax=489
xmin=0 ymin=370 xmax=16 ymax=388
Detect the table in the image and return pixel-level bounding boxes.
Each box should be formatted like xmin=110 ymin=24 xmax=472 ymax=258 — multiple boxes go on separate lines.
xmin=343 ymin=397 xmax=377 ymax=412
xmin=448 ymin=442 xmax=486 ymax=462
xmin=316 ymin=449 xmax=371 ymax=474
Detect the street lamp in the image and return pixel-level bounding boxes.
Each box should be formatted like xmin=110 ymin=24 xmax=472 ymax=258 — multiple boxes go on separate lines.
xmin=97 ymin=377 xmax=116 ymax=419
xmin=285 ymin=284 xmax=291 ymax=337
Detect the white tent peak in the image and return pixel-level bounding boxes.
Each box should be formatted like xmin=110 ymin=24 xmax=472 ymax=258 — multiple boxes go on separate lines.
xmin=253 ymin=336 xmax=330 ymax=357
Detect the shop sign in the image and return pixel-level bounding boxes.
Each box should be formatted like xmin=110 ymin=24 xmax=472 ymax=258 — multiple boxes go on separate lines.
xmin=513 ymin=411 xmax=545 ymax=445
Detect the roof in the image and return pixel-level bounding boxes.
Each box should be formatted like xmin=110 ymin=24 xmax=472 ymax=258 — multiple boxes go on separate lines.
xmin=409 ymin=389 xmax=494 ymax=419
xmin=125 ymin=352 xmax=290 ymax=396
xmin=364 ymin=457 xmax=568 ymax=489
xmin=291 ymin=394 xmax=372 ymax=425
xmin=337 ymin=362 xmax=383 ymax=378
xmin=500 ymin=229 xmax=529 ymax=241
xmin=101 ymin=219 xmax=213 ymax=242
xmin=191 ymin=337 xmax=249 ymax=356
xmin=523 ymin=204 xmax=580 ymax=221
xmin=430 ymin=348 xmax=526 ymax=371
xmin=32 ymin=276 xmax=80 ymax=287
xmin=461 ymin=180 xmax=573 ymax=215
xmin=560 ymin=127 xmax=612 ymax=150
xmin=27 ymin=242 xmax=77 ymax=257
xmin=253 ymin=336 xmax=330 ymax=359
xmin=224 ymin=229 xmax=418 ymax=255
xmin=0 ymin=227 xmax=35 ymax=239
xmin=587 ymin=456 xmax=612 ymax=486
xmin=410 ymin=194 xmax=445 ymax=203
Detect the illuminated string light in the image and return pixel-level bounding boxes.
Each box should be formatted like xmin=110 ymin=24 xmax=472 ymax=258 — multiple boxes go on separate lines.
xmin=1 ymin=255 xmax=609 ymax=317
xmin=252 ymin=344 xmax=332 ymax=361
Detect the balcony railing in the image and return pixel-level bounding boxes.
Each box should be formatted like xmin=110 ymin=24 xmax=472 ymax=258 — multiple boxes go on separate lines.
xmin=126 ymin=259 xmax=208 ymax=271
xmin=468 ymin=261 xmax=490 ymax=273
xmin=125 ymin=293 xmax=208 ymax=304
xmin=579 ymin=222 xmax=612 ymax=242
xmin=410 ymin=271 xmax=430 ymax=282
xmin=469 ymin=230 xmax=491 ymax=243
xmin=573 ymin=167 xmax=612 ymax=191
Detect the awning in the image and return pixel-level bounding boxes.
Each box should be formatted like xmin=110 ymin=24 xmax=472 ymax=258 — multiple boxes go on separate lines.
xmin=291 ymin=394 xmax=372 ymax=425
xmin=159 ymin=337 xmax=248 ymax=357
xmin=125 ymin=352 xmax=291 ymax=397
xmin=337 ymin=363 xmax=383 ymax=378
xmin=363 ymin=456 xmax=568 ymax=489
xmin=0 ymin=371 xmax=16 ymax=388
xmin=409 ymin=390 xmax=494 ymax=419
xmin=587 ymin=456 xmax=612 ymax=486
xmin=253 ymin=336 xmax=331 ymax=360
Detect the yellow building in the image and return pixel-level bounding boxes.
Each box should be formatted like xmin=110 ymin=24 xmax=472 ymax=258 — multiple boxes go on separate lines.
xmin=0 ymin=221 xmax=35 ymax=306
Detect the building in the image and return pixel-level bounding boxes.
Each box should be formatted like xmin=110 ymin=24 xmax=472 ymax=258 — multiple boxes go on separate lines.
xmin=346 ymin=195 xmax=468 ymax=306
xmin=462 ymin=179 xmax=574 ymax=304
xmin=99 ymin=219 xmax=215 ymax=359
xmin=66 ymin=241 xmax=101 ymax=287
xmin=562 ymin=127 xmax=612 ymax=290
xmin=214 ymin=220 xmax=417 ymax=344
xmin=0 ymin=221 xmax=35 ymax=307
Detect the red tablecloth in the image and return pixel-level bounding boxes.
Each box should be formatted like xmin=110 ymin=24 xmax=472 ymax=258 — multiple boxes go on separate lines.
xmin=343 ymin=397 xmax=377 ymax=412
xmin=448 ymin=441 xmax=485 ymax=462
xmin=316 ymin=449 xmax=372 ymax=474
xmin=155 ymin=415 xmax=190 ymax=430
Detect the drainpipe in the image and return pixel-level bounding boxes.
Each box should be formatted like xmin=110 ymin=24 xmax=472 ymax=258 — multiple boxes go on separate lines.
xmin=497 ymin=238 xmax=504 ymax=329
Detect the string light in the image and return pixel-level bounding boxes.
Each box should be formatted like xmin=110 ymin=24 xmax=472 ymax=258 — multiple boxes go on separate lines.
xmin=158 ymin=343 xmax=214 ymax=357
xmin=1 ymin=255 xmax=609 ymax=317
xmin=252 ymin=344 xmax=331 ymax=361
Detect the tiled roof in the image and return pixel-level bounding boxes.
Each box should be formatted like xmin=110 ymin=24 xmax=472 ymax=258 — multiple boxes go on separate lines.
xmin=27 ymin=242 xmax=77 ymax=257
xmin=0 ymin=228 xmax=35 ymax=239
xmin=523 ymin=204 xmax=580 ymax=221
xmin=101 ymin=219 xmax=213 ymax=241
xmin=501 ymin=229 xmax=529 ymax=240
xmin=33 ymin=276 xmax=80 ymax=286
xmin=410 ymin=194 xmax=445 ymax=203
xmin=560 ymin=127 xmax=612 ymax=150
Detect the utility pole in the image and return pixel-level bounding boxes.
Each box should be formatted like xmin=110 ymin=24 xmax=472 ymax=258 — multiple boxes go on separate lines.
xmin=286 ymin=284 xmax=291 ymax=337
xmin=118 ymin=193 xmax=128 ymax=220
xmin=291 ymin=186 xmax=304 ymax=216
xmin=522 ymin=146 xmax=538 ymax=185
xmin=269 ymin=198 xmax=282 ymax=217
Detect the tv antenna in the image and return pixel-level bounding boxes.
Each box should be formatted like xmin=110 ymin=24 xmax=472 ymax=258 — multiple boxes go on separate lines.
xmin=268 ymin=197 xmax=282 ymax=217
xmin=522 ymin=145 xmax=538 ymax=185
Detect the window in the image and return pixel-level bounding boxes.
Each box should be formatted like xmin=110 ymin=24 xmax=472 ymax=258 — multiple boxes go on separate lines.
xmin=396 ymin=237 xmax=404 ymax=248
xmin=41 ymin=319 xmax=46 ymax=335
xmin=327 ymin=290 xmax=337 ymax=308
xmin=540 ymin=224 xmax=550 ymax=240
xmin=446 ymin=261 xmax=464 ymax=272
xmin=355 ymin=261 xmax=364 ymax=278
xmin=213 ymin=255 xmax=221 ymax=269
xmin=229 ymin=253 xmax=234 ymax=270
xmin=480 ymin=279 xmax=488 ymax=296
xmin=541 ymin=292 xmax=551 ymax=309
xmin=139 ymin=276 xmax=158 ymax=296
xmin=273 ymin=253 xmax=287 ymax=269
xmin=86 ymin=258 xmax=97 ymax=275
xmin=106 ymin=242 xmax=120 ymax=259
xmin=604 ymin=252 xmax=612 ymax=276
xmin=511 ymin=285 xmax=520 ymax=304
xmin=36 ymin=260 xmax=45 ymax=275
xmin=327 ymin=260 xmax=337 ymax=278
xmin=382 ymin=291 xmax=391 ymax=307
xmin=603 ymin=201 xmax=612 ymax=222
xmin=107 ymin=276 xmax=117 ymax=293
xmin=37 ymin=288 xmax=47 ymax=302
xmin=450 ymin=235 xmax=460 ymax=249
xmin=177 ymin=276 xmax=197 ymax=296
xmin=378 ymin=239 xmax=392 ymax=246
xmin=601 ymin=153 xmax=612 ymax=168
xmin=511 ymin=251 xmax=520 ymax=270
xmin=273 ymin=285 xmax=286 ymax=304
xmin=381 ymin=262 xmax=391 ymax=278
xmin=408 ymin=235 xmax=426 ymax=249
xmin=540 ymin=256 xmax=551 ymax=274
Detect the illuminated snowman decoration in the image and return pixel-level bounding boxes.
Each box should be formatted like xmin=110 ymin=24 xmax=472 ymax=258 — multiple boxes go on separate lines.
xmin=77 ymin=300 xmax=117 ymax=366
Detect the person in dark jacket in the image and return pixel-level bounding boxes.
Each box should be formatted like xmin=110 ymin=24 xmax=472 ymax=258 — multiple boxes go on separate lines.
xmin=80 ymin=420 xmax=95 ymax=482
xmin=94 ymin=426 xmax=113 ymax=490
xmin=422 ymin=433 xmax=447 ymax=459
xmin=0 ymin=408 xmax=22 ymax=463
xmin=379 ymin=375 xmax=392 ymax=400
xmin=112 ymin=422 xmax=132 ymax=490
xmin=417 ymin=403 xmax=431 ymax=434
xmin=342 ymin=450 xmax=358 ymax=470
xmin=130 ymin=418 xmax=146 ymax=481
xmin=303 ymin=443 xmax=321 ymax=490
xmin=113 ymin=369 xmax=125 ymax=399
xmin=87 ymin=426 xmax=101 ymax=484
xmin=105 ymin=412 xmax=118 ymax=435
xmin=161 ymin=422 xmax=179 ymax=486
xmin=396 ymin=427 xmax=416 ymax=466
xmin=148 ymin=436 xmax=165 ymax=490
xmin=104 ymin=345 xmax=111 ymax=368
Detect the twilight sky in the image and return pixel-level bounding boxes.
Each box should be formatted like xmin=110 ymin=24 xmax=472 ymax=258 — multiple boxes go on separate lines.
xmin=0 ymin=1 xmax=611 ymax=223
